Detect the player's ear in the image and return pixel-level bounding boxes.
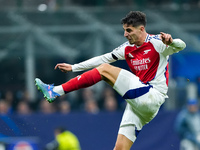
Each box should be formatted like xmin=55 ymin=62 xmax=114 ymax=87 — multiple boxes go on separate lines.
xmin=140 ymin=25 xmax=145 ymax=32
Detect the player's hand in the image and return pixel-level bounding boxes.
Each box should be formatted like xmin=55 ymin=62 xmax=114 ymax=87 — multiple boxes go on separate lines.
xmin=54 ymin=63 xmax=72 ymax=73
xmin=160 ymin=32 xmax=173 ymax=45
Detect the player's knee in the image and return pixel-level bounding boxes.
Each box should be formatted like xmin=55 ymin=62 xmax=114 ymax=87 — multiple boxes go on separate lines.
xmin=97 ymin=63 xmax=112 ymax=76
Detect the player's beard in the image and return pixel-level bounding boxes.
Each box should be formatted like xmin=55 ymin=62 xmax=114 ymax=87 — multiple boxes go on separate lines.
xmin=129 ymin=35 xmax=140 ymax=45
xmin=128 ymin=38 xmax=137 ymax=45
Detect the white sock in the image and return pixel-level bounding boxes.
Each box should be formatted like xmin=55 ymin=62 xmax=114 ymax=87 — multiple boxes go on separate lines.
xmin=53 ymin=85 xmax=65 ymax=96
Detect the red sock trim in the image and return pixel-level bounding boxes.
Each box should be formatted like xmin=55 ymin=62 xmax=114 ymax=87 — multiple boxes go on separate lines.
xmin=62 ymin=68 xmax=102 ymax=93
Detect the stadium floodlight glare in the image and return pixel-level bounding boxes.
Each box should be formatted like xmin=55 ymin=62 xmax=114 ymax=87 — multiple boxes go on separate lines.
xmin=38 ymin=4 xmax=47 ymax=12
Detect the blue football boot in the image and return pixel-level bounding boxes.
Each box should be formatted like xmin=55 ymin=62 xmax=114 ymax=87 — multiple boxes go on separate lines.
xmin=35 ymin=78 xmax=60 ymax=103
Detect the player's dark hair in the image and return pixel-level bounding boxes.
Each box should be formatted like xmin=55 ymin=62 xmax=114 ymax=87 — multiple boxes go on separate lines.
xmin=121 ymin=11 xmax=147 ymax=27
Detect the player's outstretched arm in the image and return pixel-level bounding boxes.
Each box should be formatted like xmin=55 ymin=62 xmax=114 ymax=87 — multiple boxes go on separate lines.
xmin=55 ymin=63 xmax=72 ymax=73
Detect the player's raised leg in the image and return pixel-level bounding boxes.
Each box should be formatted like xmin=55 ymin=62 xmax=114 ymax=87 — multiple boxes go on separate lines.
xmin=35 ymin=63 xmax=121 ymax=103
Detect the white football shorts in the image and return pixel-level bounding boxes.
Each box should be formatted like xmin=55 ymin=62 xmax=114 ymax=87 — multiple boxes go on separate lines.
xmin=113 ymin=69 xmax=165 ymax=142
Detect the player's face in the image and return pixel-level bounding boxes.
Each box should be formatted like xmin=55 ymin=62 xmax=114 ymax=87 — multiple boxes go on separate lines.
xmin=123 ymin=24 xmax=143 ymax=45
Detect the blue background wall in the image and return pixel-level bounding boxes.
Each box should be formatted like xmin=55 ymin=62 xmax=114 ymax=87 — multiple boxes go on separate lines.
xmin=0 ymin=110 xmax=180 ymax=150
xmin=171 ymin=52 xmax=200 ymax=82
